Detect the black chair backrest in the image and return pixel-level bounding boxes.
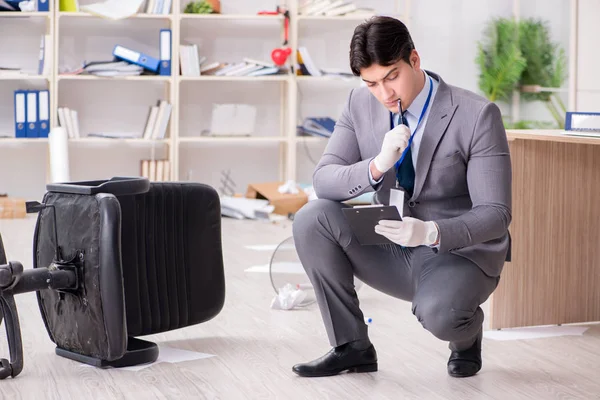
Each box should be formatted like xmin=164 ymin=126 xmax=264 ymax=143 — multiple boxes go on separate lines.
xmin=33 ymin=178 xmax=225 ymax=362
xmin=116 ymin=182 xmax=225 ymax=337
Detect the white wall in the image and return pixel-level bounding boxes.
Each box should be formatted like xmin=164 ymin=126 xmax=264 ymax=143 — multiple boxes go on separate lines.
xmin=0 ymin=0 xmax=588 ymax=199
xmin=576 ymin=0 xmax=600 ymax=111
xmin=410 ymin=0 xmax=512 ymax=93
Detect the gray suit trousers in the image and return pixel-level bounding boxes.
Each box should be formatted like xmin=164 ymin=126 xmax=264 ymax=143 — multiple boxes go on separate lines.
xmin=293 ymin=199 xmax=500 ymax=352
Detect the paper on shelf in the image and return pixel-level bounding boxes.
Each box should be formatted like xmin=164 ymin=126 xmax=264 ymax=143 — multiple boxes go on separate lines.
xmin=81 ymin=0 xmax=145 ymax=20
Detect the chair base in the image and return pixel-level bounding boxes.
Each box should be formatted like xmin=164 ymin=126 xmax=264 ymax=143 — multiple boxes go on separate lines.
xmin=55 ymin=337 xmax=159 ymax=369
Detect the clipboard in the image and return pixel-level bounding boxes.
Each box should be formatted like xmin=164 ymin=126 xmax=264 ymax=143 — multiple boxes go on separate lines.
xmin=342 ymin=205 xmax=402 ymax=245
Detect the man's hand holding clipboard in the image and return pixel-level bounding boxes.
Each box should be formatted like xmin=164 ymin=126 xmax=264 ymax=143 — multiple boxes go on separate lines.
xmin=342 ymin=205 xmax=402 ymax=245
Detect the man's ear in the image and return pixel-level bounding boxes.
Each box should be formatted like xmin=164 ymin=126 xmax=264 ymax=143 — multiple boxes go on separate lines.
xmin=410 ymin=49 xmax=420 ymax=69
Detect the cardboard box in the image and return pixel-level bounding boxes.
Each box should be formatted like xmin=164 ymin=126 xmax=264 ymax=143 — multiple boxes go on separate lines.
xmin=246 ymin=182 xmax=308 ymax=216
xmin=0 ymin=197 xmax=26 ymax=219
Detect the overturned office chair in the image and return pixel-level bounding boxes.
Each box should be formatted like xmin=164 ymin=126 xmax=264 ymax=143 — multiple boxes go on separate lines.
xmin=0 ymin=177 xmax=225 ymax=379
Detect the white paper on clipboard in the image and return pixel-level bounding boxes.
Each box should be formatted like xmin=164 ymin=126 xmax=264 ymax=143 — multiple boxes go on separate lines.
xmin=390 ymin=188 xmax=404 ymax=217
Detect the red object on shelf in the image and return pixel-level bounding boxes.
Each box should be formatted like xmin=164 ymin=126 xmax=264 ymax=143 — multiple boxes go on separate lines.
xmin=271 ymin=47 xmax=291 ymax=66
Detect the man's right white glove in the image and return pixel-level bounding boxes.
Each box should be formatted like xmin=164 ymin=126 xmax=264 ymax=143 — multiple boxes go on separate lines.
xmin=372 ymin=124 xmax=412 ymax=173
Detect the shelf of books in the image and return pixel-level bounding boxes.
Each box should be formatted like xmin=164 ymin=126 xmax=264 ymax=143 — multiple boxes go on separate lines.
xmin=0 ymin=0 xmax=404 ymax=198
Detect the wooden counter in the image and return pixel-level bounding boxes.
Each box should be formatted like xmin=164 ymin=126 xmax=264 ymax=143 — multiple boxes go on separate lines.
xmin=489 ymin=129 xmax=600 ymax=329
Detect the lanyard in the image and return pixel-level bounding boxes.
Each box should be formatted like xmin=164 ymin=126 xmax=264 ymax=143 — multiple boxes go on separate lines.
xmin=391 ymin=75 xmax=434 ymax=171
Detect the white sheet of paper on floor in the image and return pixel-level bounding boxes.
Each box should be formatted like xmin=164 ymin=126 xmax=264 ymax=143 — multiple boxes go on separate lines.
xmin=245 ymin=243 xmax=296 ymax=252
xmin=483 ymin=325 xmax=589 ymax=341
xmin=278 ymin=180 xmax=300 ymax=194
xmin=82 ymin=345 xmax=215 ymax=371
xmin=244 ymin=262 xmax=305 ymax=274
xmin=220 ymin=196 xmax=273 ymax=219
xmin=270 ymin=283 xmax=307 ymax=310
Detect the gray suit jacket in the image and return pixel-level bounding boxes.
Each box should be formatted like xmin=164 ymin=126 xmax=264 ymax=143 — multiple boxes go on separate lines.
xmin=312 ymin=71 xmax=512 ymax=277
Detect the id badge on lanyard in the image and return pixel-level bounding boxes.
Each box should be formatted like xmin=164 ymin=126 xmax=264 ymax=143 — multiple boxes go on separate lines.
xmin=391 ymin=74 xmax=434 ymax=213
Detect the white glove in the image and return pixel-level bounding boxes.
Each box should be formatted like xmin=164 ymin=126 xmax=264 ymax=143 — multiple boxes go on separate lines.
xmin=372 ymin=124 xmax=411 ymax=173
xmin=374 ymin=217 xmax=440 ymax=247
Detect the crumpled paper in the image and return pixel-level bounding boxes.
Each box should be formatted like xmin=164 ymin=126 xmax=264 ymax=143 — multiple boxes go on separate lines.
xmin=278 ymin=180 xmax=300 ymax=195
xmin=270 ymin=283 xmax=307 ymax=310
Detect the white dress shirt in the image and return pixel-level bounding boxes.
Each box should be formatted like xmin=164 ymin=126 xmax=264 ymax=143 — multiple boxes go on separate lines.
xmin=369 ymin=70 xmax=439 ymax=184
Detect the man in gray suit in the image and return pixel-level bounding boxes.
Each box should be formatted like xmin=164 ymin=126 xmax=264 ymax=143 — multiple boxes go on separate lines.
xmin=292 ymin=16 xmax=511 ymax=378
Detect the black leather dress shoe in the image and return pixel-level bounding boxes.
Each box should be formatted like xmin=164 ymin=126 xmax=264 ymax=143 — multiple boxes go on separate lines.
xmin=447 ymin=337 xmax=482 ymax=378
xmin=292 ymin=343 xmax=378 ymax=377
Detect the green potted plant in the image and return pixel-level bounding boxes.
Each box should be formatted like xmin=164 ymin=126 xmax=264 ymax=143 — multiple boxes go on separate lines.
xmin=518 ymin=18 xmax=567 ymax=128
xmin=184 ymin=0 xmax=220 ymax=14
xmin=476 ymin=18 xmax=526 ymax=103
xmin=476 ymin=17 xmax=568 ymax=129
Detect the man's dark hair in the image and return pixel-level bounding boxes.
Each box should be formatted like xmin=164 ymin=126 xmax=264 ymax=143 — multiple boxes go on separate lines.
xmin=349 ymin=16 xmax=415 ymax=76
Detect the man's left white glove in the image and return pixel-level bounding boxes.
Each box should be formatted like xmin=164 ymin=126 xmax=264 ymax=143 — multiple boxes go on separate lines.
xmin=375 ymin=217 xmax=439 ymax=247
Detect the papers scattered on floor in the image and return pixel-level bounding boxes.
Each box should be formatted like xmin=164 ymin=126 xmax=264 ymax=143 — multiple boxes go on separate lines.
xmin=271 ymin=283 xmax=307 ymax=310
xmin=244 ymin=262 xmax=305 ymax=274
xmin=179 ymin=50 xmax=286 ymax=77
xmin=245 ymin=244 xmax=279 ymax=251
xmin=82 ymin=345 xmax=215 ymax=371
xmin=484 ymin=325 xmax=589 ymax=341
xmin=245 ymin=243 xmax=296 ymax=252
xmin=220 ymin=196 xmax=274 ymax=220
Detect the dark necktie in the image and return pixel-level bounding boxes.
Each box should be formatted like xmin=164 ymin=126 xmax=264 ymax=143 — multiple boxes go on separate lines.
xmin=395 ymin=112 xmax=415 ymax=196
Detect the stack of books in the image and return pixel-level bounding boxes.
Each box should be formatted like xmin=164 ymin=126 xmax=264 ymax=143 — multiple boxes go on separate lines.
xmin=57 ymin=107 xmax=80 ymax=138
xmin=141 ymin=100 xmax=172 ymax=140
xmin=56 ymin=100 xmax=171 ymax=140
xmin=179 ymin=47 xmax=283 ymax=77
xmin=296 ymin=47 xmax=321 ymax=76
xmin=141 ymin=159 xmax=171 ymax=181
xmin=296 ymin=47 xmax=354 ymax=78
xmin=298 ymin=0 xmax=375 ymax=17
xmin=142 ymin=0 xmax=172 ymax=14
xmin=60 ymin=30 xmax=171 ymax=77
xmin=297 ymin=117 xmax=335 ymax=138
xmin=73 ymin=61 xmax=144 ymax=77
xmin=207 ymin=59 xmax=282 ymax=77
xmin=179 ymin=44 xmax=202 ymax=76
